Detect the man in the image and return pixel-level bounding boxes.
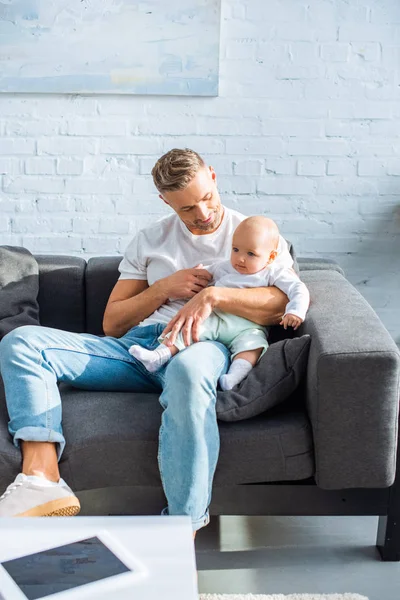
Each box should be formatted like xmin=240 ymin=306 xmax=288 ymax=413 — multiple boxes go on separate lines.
xmin=0 ymin=148 xmax=288 ymax=537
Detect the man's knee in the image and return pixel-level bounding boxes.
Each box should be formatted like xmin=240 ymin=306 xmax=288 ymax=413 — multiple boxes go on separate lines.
xmin=1 ymin=325 xmax=42 ymax=347
xmin=0 ymin=326 xmax=42 ymax=363
xmin=166 ymin=349 xmax=204 ymax=385
xmin=166 ymin=341 xmax=229 ymax=385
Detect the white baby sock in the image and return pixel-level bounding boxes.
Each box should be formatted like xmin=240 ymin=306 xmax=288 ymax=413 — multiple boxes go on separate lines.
xmin=219 ymin=358 xmax=253 ymax=391
xmin=129 ymin=344 xmax=172 ymax=373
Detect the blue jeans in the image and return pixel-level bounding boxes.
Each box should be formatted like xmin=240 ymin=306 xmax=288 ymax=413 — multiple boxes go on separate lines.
xmin=0 ymin=324 xmax=230 ymax=532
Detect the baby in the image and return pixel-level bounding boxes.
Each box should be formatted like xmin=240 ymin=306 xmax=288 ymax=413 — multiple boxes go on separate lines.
xmin=129 ymin=216 xmax=310 ymax=391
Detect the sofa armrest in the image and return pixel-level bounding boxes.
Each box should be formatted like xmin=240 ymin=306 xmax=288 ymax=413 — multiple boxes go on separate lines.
xmin=297 ymin=257 xmax=345 ymax=276
xmin=300 ymin=270 xmax=400 ymax=490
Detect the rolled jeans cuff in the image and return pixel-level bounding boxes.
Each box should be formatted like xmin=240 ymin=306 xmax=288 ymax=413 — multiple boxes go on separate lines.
xmin=13 ymin=427 xmax=65 ymax=462
xmin=161 ymin=507 xmax=210 ymax=532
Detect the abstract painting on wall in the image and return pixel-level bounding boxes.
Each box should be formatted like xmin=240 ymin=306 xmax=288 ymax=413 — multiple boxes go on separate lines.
xmin=0 ymin=0 xmax=221 ymax=95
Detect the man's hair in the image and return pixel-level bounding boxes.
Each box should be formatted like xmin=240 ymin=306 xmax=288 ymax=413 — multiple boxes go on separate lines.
xmin=151 ymin=148 xmax=206 ymax=194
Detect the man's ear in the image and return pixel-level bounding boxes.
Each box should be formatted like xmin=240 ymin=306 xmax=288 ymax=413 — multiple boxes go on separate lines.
xmin=160 ymin=194 xmax=170 ymax=206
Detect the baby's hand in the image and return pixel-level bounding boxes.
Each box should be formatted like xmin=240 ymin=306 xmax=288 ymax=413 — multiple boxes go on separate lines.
xmin=280 ymin=314 xmax=303 ymax=331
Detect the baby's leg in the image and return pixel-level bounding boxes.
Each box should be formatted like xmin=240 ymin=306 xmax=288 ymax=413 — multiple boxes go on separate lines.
xmin=131 ymin=313 xmax=219 ymax=373
xmin=234 ymin=348 xmax=263 ymax=367
xmin=219 ymin=348 xmax=262 ymax=391
xmin=129 ymin=341 xmax=179 ymax=373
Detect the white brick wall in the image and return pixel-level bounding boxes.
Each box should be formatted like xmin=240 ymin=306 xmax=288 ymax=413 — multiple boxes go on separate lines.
xmin=0 ymin=0 xmax=399 ymax=343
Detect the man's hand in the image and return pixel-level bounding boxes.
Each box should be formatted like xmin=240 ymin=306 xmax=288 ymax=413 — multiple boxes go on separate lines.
xmin=280 ymin=313 xmax=303 ymax=331
xmin=159 ymin=264 xmax=212 ymax=300
xmin=161 ymin=287 xmax=217 ymax=347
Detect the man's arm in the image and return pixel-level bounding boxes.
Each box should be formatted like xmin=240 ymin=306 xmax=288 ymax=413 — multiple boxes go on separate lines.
xmin=103 ymin=265 xmax=213 ymax=338
xmin=212 ymin=285 xmax=288 ymax=326
xmin=103 ymin=279 xmax=167 ymax=338
xmin=161 ymin=285 xmax=289 ymax=347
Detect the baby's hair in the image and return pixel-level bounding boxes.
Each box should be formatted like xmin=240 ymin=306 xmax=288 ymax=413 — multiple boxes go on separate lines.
xmin=236 ymin=216 xmax=280 ymax=247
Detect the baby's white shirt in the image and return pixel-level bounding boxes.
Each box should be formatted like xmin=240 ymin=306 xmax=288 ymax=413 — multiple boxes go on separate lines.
xmin=205 ymin=259 xmax=310 ymax=321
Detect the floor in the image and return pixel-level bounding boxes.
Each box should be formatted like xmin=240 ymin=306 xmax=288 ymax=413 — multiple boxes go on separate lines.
xmin=195 ymin=516 xmax=400 ymax=600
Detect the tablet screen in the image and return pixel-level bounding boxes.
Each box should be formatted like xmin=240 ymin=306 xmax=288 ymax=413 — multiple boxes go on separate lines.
xmin=1 ymin=536 xmax=132 ymax=600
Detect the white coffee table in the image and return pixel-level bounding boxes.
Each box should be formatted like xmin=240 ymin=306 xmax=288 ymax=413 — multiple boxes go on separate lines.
xmin=0 ymin=516 xmax=198 ymax=600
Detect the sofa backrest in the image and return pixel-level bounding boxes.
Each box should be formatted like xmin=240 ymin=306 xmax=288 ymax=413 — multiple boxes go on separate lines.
xmin=34 ymin=246 xmax=341 ymax=337
xmin=85 ymin=257 xmax=120 ymax=335
xmin=35 ymin=255 xmax=86 ymax=333
xmin=32 ymin=243 xmax=303 ymax=336
xmin=35 ymin=255 xmax=119 ymax=335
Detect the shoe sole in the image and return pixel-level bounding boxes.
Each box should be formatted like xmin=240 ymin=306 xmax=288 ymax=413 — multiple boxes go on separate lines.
xmin=16 ymin=496 xmax=81 ymax=518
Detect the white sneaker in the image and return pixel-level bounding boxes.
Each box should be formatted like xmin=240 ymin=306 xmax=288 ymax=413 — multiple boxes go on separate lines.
xmin=0 ymin=473 xmax=81 ymax=517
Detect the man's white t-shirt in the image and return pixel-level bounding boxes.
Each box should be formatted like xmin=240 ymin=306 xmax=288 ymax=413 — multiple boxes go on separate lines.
xmin=118 ymin=207 xmax=291 ymax=327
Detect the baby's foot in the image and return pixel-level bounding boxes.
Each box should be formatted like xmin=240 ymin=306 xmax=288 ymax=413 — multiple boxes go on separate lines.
xmin=219 ymin=358 xmax=253 ymax=391
xmin=129 ymin=344 xmax=171 ymax=373
xmin=219 ymin=374 xmax=234 ymax=391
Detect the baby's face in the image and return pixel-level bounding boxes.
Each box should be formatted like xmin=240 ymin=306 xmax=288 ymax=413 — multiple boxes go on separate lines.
xmin=231 ymin=225 xmax=276 ymax=274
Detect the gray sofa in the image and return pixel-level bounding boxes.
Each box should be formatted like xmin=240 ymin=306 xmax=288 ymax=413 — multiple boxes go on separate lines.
xmin=0 ymin=254 xmax=399 ymax=561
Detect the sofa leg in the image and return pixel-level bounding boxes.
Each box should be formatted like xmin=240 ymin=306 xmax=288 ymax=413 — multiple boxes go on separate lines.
xmin=376 ymin=435 xmax=400 ymax=561
xmin=377 ymin=515 xmax=400 ymax=561
xmin=376 ymin=396 xmax=400 ymax=561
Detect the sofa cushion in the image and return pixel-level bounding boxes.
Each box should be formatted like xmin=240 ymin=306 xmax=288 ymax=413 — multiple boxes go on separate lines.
xmin=216 ymin=335 xmax=311 ymax=421
xmin=0 ymin=382 xmax=314 ymax=494
xmin=216 ymin=404 xmax=314 ymax=484
xmin=0 ymin=246 xmax=40 ymax=341
xmin=28 ymin=385 xmax=314 ymax=493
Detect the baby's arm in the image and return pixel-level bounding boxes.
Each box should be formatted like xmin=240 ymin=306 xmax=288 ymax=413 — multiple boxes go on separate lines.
xmin=269 ymin=268 xmax=310 ymax=330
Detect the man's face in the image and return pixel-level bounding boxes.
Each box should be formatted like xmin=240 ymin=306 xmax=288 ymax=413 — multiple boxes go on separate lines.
xmin=160 ymin=166 xmax=223 ymax=235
